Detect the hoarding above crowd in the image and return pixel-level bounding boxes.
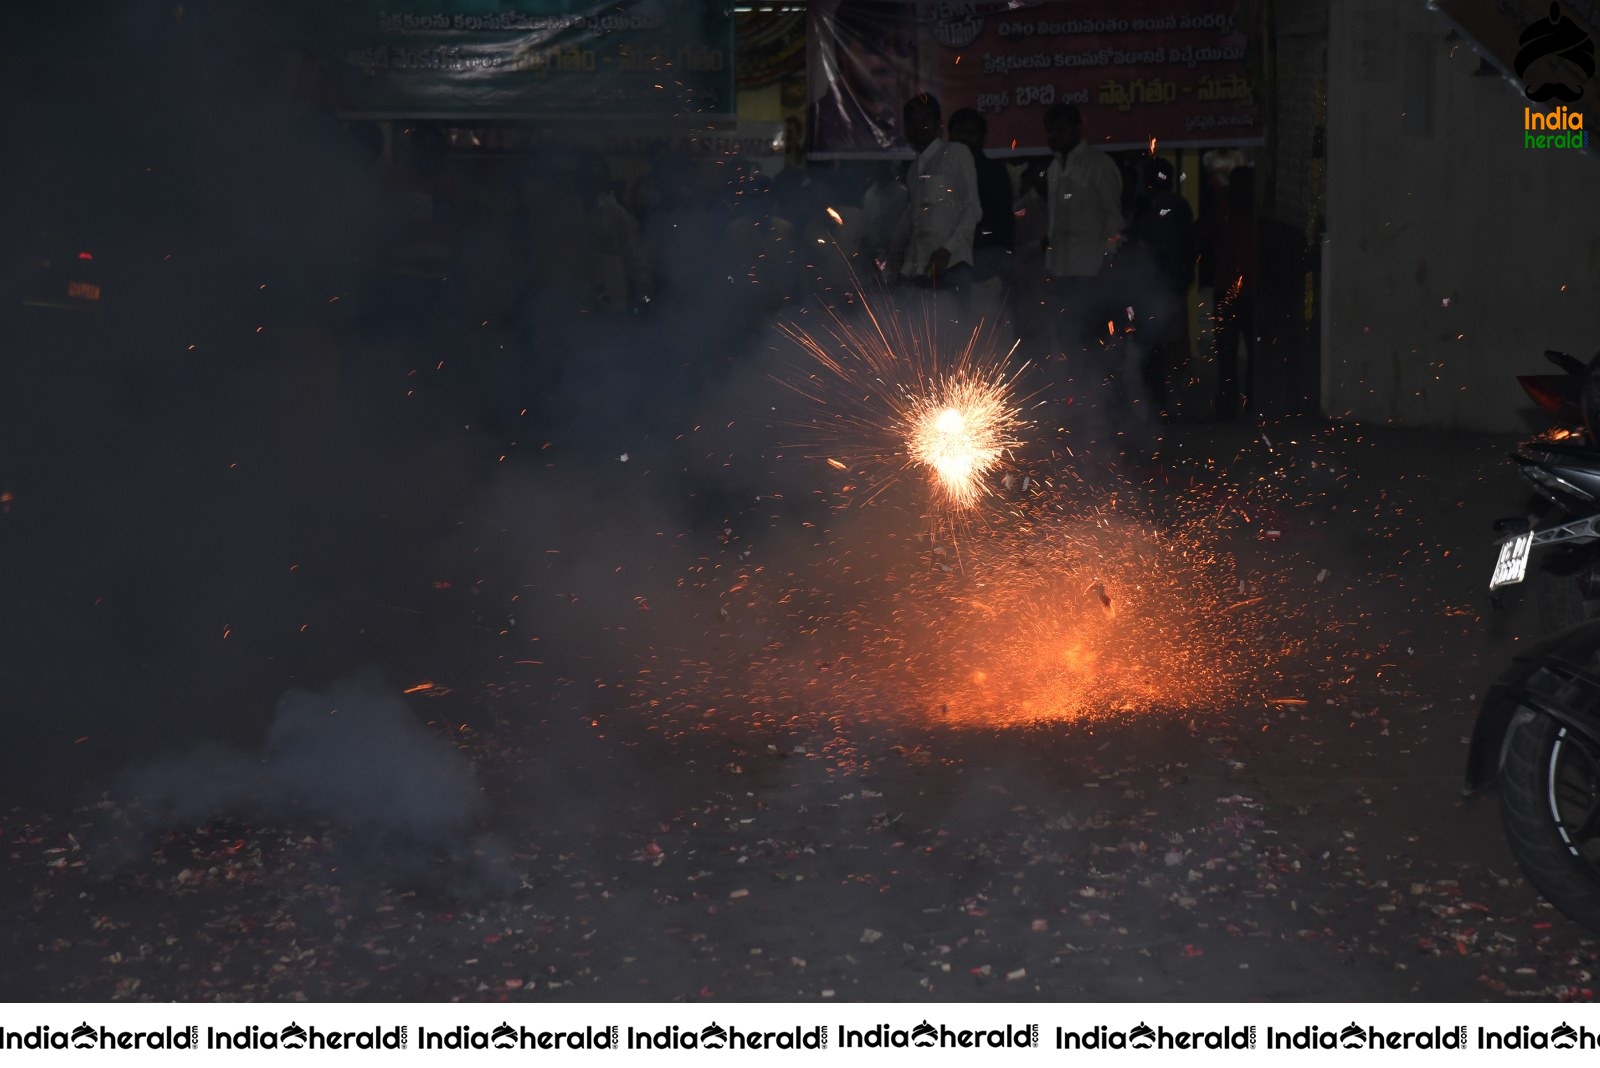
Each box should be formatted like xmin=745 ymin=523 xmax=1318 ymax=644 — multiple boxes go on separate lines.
xmin=808 ymin=0 xmax=1265 ymax=157
xmin=305 ymin=0 xmax=734 ymax=119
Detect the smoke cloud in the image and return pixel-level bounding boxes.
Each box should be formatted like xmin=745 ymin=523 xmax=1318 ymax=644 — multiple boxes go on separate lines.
xmin=104 ymin=673 xmax=503 ymax=891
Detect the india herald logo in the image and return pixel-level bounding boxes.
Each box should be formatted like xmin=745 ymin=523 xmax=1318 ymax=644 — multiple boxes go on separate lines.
xmin=1516 ymin=2 xmax=1596 ymax=102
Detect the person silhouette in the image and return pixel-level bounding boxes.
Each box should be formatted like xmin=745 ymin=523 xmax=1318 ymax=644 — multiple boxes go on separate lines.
xmin=1123 ymin=156 xmax=1195 ymax=419
xmin=1211 ymin=167 xmax=1256 ymax=421
xmin=947 ymin=107 xmax=1017 ymax=325
xmin=895 ymin=93 xmax=981 ymax=322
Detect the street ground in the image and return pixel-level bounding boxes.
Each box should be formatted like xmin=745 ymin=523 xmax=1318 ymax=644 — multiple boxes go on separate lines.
xmin=0 ymin=290 xmax=1589 ymax=1003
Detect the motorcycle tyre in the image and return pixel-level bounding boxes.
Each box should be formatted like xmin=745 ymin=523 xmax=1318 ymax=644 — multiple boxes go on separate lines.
xmin=1500 ymin=712 xmax=1600 ymax=934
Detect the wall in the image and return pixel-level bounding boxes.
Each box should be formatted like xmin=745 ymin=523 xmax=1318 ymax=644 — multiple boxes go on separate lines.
xmin=1271 ymin=0 xmax=1328 ymax=232
xmin=1323 ymin=0 xmax=1600 ymax=431
xmin=1253 ymin=0 xmax=1328 ymax=417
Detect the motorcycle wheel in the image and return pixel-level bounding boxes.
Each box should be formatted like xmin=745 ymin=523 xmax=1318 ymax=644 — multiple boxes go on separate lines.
xmin=1500 ymin=712 xmax=1600 ymax=933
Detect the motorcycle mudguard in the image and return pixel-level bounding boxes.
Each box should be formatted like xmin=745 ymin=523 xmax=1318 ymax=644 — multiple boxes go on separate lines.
xmin=1467 ymin=621 xmax=1600 ymax=794
xmin=1465 ymin=688 xmax=1521 ymax=794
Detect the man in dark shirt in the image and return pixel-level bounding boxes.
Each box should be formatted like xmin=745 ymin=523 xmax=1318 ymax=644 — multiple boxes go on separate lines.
xmin=948 ymin=108 xmax=1015 ymax=312
xmin=1124 ymin=156 xmax=1196 ymax=419
xmin=1210 ymin=167 xmax=1256 ymax=420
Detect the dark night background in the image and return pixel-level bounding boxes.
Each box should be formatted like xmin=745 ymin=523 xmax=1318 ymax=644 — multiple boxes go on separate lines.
xmin=2 ymin=0 xmax=1599 ymax=1004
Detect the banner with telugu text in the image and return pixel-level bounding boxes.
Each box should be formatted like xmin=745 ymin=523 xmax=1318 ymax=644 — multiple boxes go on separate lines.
xmin=300 ymin=0 xmax=734 ymax=119
xmin=808 ymin=0 xmax=1263 ymax=158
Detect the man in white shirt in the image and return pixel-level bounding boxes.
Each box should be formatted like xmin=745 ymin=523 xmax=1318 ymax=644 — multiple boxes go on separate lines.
xmin=896 ymin=93 xmax=981 ymax=310
xmin=1042 ymin=103 xmax=1124 ymax=360
xmin=858 ymin=161 xmax=909 ymax=277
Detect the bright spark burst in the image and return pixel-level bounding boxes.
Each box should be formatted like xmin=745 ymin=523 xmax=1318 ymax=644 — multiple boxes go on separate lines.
xmin=613 ymin=283 xmax=1352 ymax=742
xmin=617 ymin=414 xmax=1371 ymax=745
xmin=779 ymin=286 xmax=1027 ymax=515
xmin=905 ymin=379 xmax=1017 ymax=510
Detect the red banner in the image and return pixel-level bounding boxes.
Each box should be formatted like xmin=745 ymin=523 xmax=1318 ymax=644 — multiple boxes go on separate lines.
xmin=808 ymin=0 xmax=1263 ymax=158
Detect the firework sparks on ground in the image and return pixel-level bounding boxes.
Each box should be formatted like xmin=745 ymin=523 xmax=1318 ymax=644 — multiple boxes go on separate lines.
xmin=614 ymin=288 xmax=1340 ymax=738
xmin=884 ymin=495 xmax=1300 ymax=726
xmin=626 ymin=445 xmax=1325 ymax=741
xmin=778 ymin=287 xmax=1027 ymax=515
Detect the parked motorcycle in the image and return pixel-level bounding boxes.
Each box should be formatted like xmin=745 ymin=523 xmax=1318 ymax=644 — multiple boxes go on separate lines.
xmin=1513 ymin=348 xmax=1589 ymax=437
xmin=1469 ymin=349 xmax=1600 ymax=931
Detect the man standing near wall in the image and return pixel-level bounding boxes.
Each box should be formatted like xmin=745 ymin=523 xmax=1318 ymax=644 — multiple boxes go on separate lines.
xmin=1042 ymin=103 xmax=1124 ymax=366
xmin=948 ymin=107 xmax=1015 ymax=320
xmin=897 ymin=93 xmax=981 ymax=315
xmin=1211 ymin=167 xmax=1256 ymax=421
xmin=1123 ymin=156 xmax=1196 ymax=420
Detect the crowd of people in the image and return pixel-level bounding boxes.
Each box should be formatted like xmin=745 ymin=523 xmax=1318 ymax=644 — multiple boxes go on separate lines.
xmin=856 ymin=92 xmax=1258 ymax=424
xmin=262 ymin=99 xmax=1257 ymax=435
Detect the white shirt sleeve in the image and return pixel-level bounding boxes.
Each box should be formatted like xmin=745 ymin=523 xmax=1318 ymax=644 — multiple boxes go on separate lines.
xmin=938 ymin=142 xmax=982 ymax=265
xmin=1093 ymin=154 xmax=1125 ymax=243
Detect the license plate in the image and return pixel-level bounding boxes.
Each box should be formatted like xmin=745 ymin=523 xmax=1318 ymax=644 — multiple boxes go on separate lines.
xmin=67 ymin=281 xmax=101 ymax=301
xmin=1490 ymin=531 xmax=1534 ymax=589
